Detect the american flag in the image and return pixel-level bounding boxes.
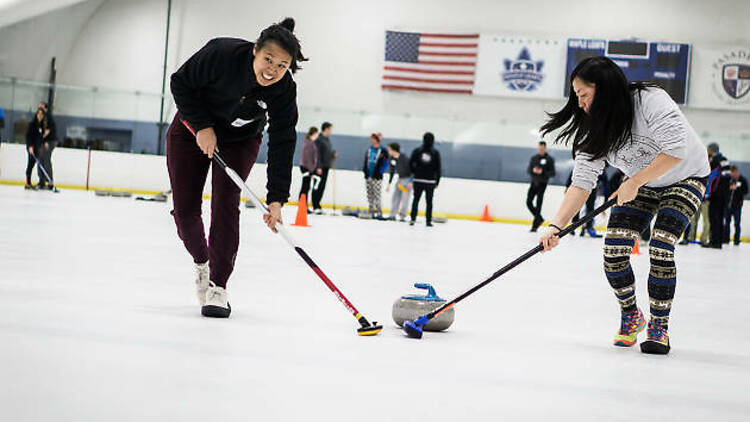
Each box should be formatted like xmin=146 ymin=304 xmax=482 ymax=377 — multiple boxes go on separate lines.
xmin=382 ymin=30 xmax=478 ymax=94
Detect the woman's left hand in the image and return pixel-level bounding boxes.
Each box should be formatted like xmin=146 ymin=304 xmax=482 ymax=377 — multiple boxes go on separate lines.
xmin=263 ymin=202 xmax=283 ymax=233
xmin=610 ymin=177 xmax=642 ymax=205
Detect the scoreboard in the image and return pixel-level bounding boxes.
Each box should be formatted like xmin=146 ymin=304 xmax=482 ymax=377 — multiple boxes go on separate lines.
xmin=565 ymin=38 xmax=691 ymax=104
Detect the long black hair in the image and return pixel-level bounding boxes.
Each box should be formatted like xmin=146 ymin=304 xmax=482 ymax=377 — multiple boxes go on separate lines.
xmin=256 ymin=17 xmax=308 ymax=73
xmin=540 ymin=56 xmax=655 ymax=160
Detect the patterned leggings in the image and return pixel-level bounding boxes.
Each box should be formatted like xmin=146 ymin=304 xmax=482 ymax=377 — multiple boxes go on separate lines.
xmin=366 ymin=178 xmax=382 ymax=216
xmin=604 ymin=177 xmax=706 ymax=328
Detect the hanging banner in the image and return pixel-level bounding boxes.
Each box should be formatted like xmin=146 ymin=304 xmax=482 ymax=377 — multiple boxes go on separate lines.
xmin=689 ymin=45 xmax=750 ymax=110
xmin=472 ymin=35 xmax=566 ymax=99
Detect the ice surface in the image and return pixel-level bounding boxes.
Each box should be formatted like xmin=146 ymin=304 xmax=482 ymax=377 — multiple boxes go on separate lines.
xmin=1 ymin=185 xmax=748 ymax=421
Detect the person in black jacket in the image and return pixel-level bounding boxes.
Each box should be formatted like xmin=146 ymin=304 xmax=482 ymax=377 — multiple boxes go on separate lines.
xmin=566 ymin=168 xmax=604 ymax=237
xmin=37 ymin=102 xmax=57 ymax=190
xmin=527 ymin=141 xmax=556 ymax=231
xmin=167 ymin=18 xmax=306 ymax=318
xmin=409 ymin=132 xmax=441 ymax=227
xmin=724 ymin=165 xmax=747 ymax=245
xmin=704 ymin=143 xmax=730 ymax=249
xmin=25 ymin=106 xmax=47 ymax=189
xmin=0 ymin=106 xmax=5 ymax=143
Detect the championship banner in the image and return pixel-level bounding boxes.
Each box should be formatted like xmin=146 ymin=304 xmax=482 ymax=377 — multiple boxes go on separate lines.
xmin=472 ymin=35 xmax=566 ymax=99
xmin=689 ymin=45 xmax=750 ymax=111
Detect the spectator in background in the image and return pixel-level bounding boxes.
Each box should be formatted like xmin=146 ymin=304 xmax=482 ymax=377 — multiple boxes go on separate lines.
xmin=527 ymin=141 xmax=556 ymax=232
xmin=362 ymin=132 xmax=389 ymax=218
xmin=386 ymin=142 xmax=412 ymax=221
xmin=37 ymin=102 xmax=57 ymax=190
xmin=311 ymin=121 xmax=336 ymax=214
xmin=680 ymin=150 xmax=712 ymax=245
xmin=566 ymin=167 xmax=604 ymax=237
xmin=704 ymin=142 xmax=730 ymax=249
xmin=298 ymin=126 xmax=318 ymax=207
xmin=0 ymin=105 xmax=5 ymax=142
xmin=25 ymin=106 xmax=47 ymax=189
xmin=409 ymin=132 xmax=441 ymax=227
xmin=724 ymin=165 xmax=747 ymax=245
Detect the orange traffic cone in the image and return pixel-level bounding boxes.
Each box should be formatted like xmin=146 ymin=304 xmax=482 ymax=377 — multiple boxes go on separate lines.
xmin=631 ymin=237 xmax=641 ymax=255
xmin=291 ymin=194 xmax=311 ymax=227
xmin=480 ymin=204 xmax=492 ymax=222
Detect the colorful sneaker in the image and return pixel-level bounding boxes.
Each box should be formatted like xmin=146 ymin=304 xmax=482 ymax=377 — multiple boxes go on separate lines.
xmin=586 ymin=227 xmax=602 ymax=238
xmin=613 ymin=308 xmax=646 ymax=347
xmin=640 ymin=322 xmax=670 ymax=355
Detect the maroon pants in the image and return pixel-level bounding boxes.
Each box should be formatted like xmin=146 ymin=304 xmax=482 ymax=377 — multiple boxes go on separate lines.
xmin=166 ymin=114 xmax=261 ymax=287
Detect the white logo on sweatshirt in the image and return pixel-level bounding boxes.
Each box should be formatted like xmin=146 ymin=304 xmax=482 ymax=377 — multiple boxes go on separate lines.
xmin=231 ymin=117 xmax=256 ymax=127
xmin=420 ymin=152 xmax=432 ymax=163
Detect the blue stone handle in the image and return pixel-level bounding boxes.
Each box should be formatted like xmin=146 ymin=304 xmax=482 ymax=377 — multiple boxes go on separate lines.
xmin=413 ymin=283 xmax=439 ymax=300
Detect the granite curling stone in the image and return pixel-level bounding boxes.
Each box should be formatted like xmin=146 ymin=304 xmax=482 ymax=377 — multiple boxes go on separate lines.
xmin=392 ymin=283 xmax=455 ymax=331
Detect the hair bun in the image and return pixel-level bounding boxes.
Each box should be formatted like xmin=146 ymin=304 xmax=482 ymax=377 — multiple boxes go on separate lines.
xmin=280 ymin=17 xmax=295 ymax=32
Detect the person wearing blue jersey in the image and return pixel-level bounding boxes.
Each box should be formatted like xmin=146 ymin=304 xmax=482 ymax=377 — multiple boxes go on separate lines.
xmin=362 ymin=132 xmax=389 ymax=217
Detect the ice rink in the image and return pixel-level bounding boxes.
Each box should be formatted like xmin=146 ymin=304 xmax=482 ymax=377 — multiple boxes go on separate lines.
xmin=1 ymin=184 xmax=748 ymax=421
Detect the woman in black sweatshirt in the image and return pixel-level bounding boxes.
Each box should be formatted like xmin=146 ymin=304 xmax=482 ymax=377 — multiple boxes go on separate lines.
xmin=167 ymin=18 xmax=306 ymax=318
xmin=409 ymin=132 xmax=441 ymax=226
xmin=25 ymin=106 xmax=46 ymax=189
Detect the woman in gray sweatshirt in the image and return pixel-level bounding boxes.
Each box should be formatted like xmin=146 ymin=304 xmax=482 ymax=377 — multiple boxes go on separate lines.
xmin=538 ymin=57 xmax=709 ymax=355
xmin=298 ymin=126 xmax=318 ymax=203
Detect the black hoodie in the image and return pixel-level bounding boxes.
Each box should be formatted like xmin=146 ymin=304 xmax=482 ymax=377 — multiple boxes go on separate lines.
xmin=170 ymin=37 xmax=298 ymax=204
xmin=26 ymin=115 xmax=45 ymax=149
xmin=409 ymin=135 xmax=441 ymax=185
xmin=729 ymin=174 xmax=748 ymax=208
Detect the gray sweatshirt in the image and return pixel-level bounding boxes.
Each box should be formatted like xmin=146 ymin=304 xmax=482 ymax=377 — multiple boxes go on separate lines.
xmin=299 ymin=137 xmax=317 ymax=170
xmin=571 ymin=88 xmax=710 ymax=191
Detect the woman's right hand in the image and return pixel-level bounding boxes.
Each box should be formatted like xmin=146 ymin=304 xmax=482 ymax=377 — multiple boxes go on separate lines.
xmin=28 ymin=146 xmax=33 ymax=154
xmin=196 ymin=127 xmax=218 ymax=158
xmin=539 ymin=225 xmax=562 ymax=252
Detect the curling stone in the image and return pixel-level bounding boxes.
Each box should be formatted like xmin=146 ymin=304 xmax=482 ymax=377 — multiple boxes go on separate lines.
xmin=94 ymin=190 xmax=110 ymax=197
xmin=433 ymin=216 xmax=448 ymax=224
xmin=244 ymin=199 xmax=256 ymax=208
xmin=342 ymin=206 xmax=359 ymax=217
xmin=110 ymin=191 xmax=132 ymax=198
xmin=392 ymin=283 xmax=454 ymax=331
xmin=357 ymin=211 xmax=373 ymax=220
xmin=136 ymin=193 xmax=168 ymax=202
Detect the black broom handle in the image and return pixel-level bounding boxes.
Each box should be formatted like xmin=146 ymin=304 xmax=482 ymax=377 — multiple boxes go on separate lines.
xmin=427 ymin=198 xmax=618 ymax=319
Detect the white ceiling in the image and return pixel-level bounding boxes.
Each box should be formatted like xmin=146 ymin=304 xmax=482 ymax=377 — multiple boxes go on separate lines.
xmin=0 ymin=0 xmax=90 ymax=28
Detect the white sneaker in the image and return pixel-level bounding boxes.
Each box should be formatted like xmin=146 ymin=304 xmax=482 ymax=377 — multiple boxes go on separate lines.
xmin=195 ymin=262 xmax=210 ymax=306
xmin=201 ymin=282 xmax=231 ymax=318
